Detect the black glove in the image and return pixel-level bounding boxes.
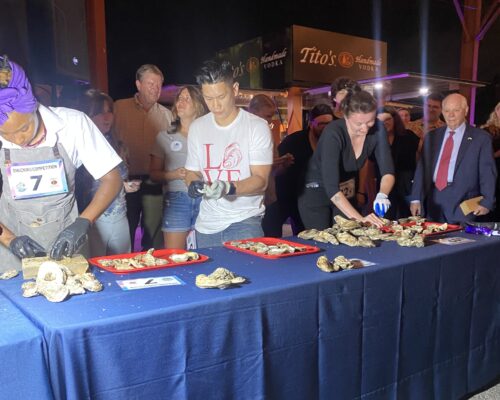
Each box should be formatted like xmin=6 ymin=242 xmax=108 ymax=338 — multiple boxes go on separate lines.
xmin=187 ymin=180 xmax=206 ymax=198
xmin=50 ymin=217 xmax=91 ymax=260
xmin=9 ymin=235 xmax=46 ymax=259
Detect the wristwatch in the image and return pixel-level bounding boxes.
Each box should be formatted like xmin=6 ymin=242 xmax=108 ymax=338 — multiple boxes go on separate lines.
xmin=227 ymin=182 xmax=237 ymax=195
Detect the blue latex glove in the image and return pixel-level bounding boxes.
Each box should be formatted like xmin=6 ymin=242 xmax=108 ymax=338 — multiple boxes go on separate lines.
xmin=373 ymin=192 xmax=391 ymax=217
xmin=9 ymin=235 xmax=46 ymax=259
xmin=50 ymin=217 xmax=90 ymax=260
xmin=203 ymin=180 xmax=231 ymax=200
xmin=187 ymin=180 xmax=206 ymax=198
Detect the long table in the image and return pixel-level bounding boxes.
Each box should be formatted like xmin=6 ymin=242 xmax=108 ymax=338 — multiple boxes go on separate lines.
xmin=0 ymin=292 xmax=53 ymax=400
xmin=1 ymin=233 xmax=499 ymax=399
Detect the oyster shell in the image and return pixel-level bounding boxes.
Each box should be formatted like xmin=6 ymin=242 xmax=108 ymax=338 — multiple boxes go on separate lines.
xmin=298 ymin=229 xmax=320 ymax=240
xmin=316 ymin=255 xmax=335 ymax=272
xmin=21 ymin=281 xmax=39 ymax=298
xmin=65 ymin=276 xmax=86 ymax=295
xmin=195 ymin=267 xmax=246 ymax=289
xmin=78 ymin=272 xmax=103 ymax=292
xmin=314 ymin=230 xmax=339 ymax=245
xmin=0 ymin=269 xmax=19 ymax=280
xmin=37 ymin=283 xmax=69 ymax=303
xmin=335 ymin=231 xmax=358 ymax=247
xmin=334 ymin=215 xmax=361 ymax=230
xmin=357 ymin=236 xmax=375 ymax=248
xmin=397 ymin=234 xmax=425 ymax=248
xmin=333 ymin=255 xmax=354 ymax=270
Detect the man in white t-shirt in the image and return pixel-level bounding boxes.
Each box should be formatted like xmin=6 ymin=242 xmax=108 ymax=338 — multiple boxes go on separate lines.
xmin=185 ymin=60 xmax=273 ymax=247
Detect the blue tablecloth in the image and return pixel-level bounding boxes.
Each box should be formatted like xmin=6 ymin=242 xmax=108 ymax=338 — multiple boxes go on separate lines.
xmin=0 ymin=233 xmax=499 ymax=399
xmin=0 ymin=292 xmax=53 ymax=400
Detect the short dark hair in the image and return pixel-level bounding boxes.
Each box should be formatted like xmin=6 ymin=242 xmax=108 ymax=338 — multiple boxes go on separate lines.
xmin=195 ymin=60 xmax=234 ymax=86
xmin=426 ymin=92 xmax=444 ymax=103
xmin=248 ymin=94 xmax=275 ymax=114
xmin=342 ymin=90 xmax=377 ymax=117
xmin=309 ymin=103 xmax=334 ymax=121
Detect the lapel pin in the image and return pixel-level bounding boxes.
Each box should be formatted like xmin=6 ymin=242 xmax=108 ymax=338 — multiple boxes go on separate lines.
xmin=467 ymin=137 xmax=472 ymax=141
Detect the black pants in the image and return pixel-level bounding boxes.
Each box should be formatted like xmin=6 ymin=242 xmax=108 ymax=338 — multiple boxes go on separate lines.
xmin=262 ymin=200 xmax=305 ymax=237
xmin=298 ymin=187 xmax=337 ymax=230
xmin=126 ymin=179 xmax=163 ymax=249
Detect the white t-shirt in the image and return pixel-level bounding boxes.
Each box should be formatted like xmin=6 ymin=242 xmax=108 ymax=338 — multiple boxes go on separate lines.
xmin=0 ymin=105 xmax=122 ymax=179
xmin=185 ymin=109 xmax=273 ymax=233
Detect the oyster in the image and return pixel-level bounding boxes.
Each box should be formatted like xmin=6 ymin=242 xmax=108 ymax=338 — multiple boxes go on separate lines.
xmin=21 ymin=281 xmax=39 ymax=298
xmin=65 ymin=276 xmax=86 ymax=295
xmin=336 ymin=231 xmax=358 ymax=247
xmin=333 ymin=255 xmax=354 ymax=270
xmin=169 ymin=251 xmax=200 ymax=263
xmin=334 ymin=215 xmax=361 ymax=230
xmin=267 ymin=247 xmax=287 ymax=256
xmin=35 ymin=262 xmax=69 ymax=302
xmin=37 ymin=283 xmax=69 ymax=303
xmin=78 ymin=272 xmax=103 ymax=292
xmin=422 ymin=223 xmax=448 ymax=235
xmin=357 ymin=236 xmax=375 ymax=248
xmin=314 ymin=230 xmax=339 ymax=245
xmin=0 ymin=269 xmax=19 ymax=280
xmin=397 ymin=234 xmax=425 ymax=248
xmin=195 ymin=267 xmax=247 ymax=289
xmin=316 ymin=255 xmax=336 ymax=272
xmin=100 ymin=248 xmax=168 ymax=270
xmin=36 ymin=261 xmax=66 ymax=286
xmin=298 ymin=229 xmax=320 ymax=240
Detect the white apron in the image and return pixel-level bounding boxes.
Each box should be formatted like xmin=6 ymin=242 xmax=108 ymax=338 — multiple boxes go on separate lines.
xmin=0 ymin=142 xmax=79 ymax=271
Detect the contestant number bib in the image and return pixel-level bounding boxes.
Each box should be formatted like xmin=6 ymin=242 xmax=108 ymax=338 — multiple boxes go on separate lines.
xmin=339 ymin=178 xmax=355 ymax=199
xmin=7 ymin=159 xmax=69 ymax=199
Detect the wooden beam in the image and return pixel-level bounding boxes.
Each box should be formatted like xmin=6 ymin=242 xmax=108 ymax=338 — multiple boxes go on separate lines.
xmin=85 ymin=0 xmax=108 ymax=92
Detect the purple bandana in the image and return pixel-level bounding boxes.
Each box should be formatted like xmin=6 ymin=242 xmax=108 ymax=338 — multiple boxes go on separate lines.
xmin=0 ymin=56 xmax=38 ymax=125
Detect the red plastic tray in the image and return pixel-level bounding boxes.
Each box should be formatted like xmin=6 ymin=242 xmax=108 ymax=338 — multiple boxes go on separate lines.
xmin=223 ymin=237 xmax=320 ymax=259
xmin=400 ymin=221 xmax=462 ymax=236
xmin=89 ymin=249 xmax=209 ymax=274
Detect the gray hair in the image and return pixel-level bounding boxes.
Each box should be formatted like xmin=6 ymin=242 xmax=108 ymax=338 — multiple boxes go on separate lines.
xmin=135 ymin=64 xmax=164 ymax=82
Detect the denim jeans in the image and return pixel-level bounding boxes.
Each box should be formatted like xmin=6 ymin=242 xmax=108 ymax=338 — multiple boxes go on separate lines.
xmin=162 ymin=191 xmax=201 ymax=232
xmin=195 ymin=215 xmax=264 ymax=248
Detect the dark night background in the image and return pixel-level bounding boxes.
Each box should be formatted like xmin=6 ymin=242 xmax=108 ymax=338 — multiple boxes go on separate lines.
xmin=105 ymin=0 xmax=499 ymax=111
xmin=0 ymin=0 xmax=499 ymax=122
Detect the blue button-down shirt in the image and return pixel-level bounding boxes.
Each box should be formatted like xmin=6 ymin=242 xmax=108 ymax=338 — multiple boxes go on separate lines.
xmin=433 ymin=122 xmax=466 ymax=184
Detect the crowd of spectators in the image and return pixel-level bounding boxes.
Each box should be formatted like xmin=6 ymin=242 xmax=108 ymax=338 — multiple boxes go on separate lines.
xmin=1 ymin=56 xmax=498 ymax=266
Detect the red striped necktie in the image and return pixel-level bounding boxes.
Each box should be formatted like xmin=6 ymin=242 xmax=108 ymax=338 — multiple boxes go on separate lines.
xmin=435 ymin=131 xmax=455 ymax=191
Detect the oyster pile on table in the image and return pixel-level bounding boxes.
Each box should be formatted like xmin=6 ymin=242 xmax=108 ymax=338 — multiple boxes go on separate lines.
xmin=316 ymin=255 xmax=363 ymax=273
xmin=22 ymin=261 xmax=103 ymax=302
xmin=297 ymin=214 xmax=434 ymax=248
xmin=195 ymin=267 xmax=247 ymax=289
xmin=97 ymin=248 xmax=169 ymax=271
xmin=229 ymin=241 xmax=307 ymax=256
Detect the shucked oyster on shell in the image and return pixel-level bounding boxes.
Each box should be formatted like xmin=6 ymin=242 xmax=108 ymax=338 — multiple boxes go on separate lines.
xmin=169 ymin=251 xmax=200 ymax=263
xmin=195 ymin=267 xmax=246 ymax=289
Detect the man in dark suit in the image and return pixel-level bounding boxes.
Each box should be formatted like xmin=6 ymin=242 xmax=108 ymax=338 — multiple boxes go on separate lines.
xmin=410 ymin=93 xmax=497 ymax=223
